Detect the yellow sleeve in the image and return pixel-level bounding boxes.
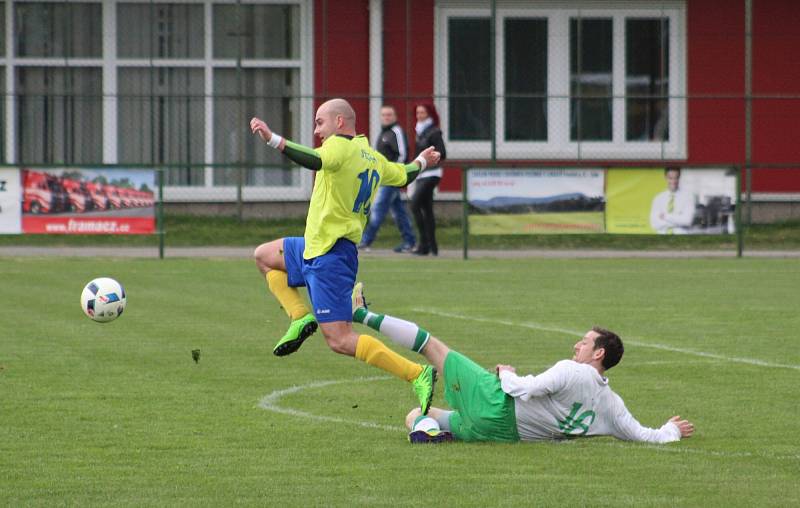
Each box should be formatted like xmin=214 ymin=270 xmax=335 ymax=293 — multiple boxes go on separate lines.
xmin=377 ymin=151 xmax=409 ymax=187
xmin=316 ymin=136 xmax=346 ymax=172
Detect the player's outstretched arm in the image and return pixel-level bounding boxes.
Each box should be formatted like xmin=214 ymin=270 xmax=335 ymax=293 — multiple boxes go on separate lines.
xmin=250 ymin=116 xmax=322 ymax=171
xmin=610 ymin=398 xmax=694 ymax=443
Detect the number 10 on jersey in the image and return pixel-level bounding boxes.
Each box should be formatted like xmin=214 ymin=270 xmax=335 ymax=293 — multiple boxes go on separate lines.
xmin=352 ymin=169 xmax=380 ymax=215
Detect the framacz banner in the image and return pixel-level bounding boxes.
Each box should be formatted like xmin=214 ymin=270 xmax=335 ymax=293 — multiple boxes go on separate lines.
xmin=467 ymin=169 xmax=605 ymax=234
xmin=0 ymin=169 xmax=22 ymax=234
xmin=21 ymin=168 xmax=156 ymax=234
xmin=606 ymin=168 xmax=737 ymax=235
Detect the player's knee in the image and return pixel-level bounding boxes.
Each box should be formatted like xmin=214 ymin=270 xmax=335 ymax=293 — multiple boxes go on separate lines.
xmin=254 ymin=241 xmax=281 ymax=271
xmin=405 ymin=408 xmax=422 ymax=430
xmin=253 ymin=243 xmax=269 ymax=263
xmin=322 ymin=330 xmax=356 ymax=355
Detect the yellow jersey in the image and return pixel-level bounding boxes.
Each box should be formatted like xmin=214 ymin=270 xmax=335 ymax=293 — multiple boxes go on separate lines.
xmin=304 ymin=135 xmax=408 ymax=259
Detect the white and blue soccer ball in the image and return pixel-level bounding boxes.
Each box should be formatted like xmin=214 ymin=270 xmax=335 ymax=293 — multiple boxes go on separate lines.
xmin=80 ymin=277 xmax=127 ymax=323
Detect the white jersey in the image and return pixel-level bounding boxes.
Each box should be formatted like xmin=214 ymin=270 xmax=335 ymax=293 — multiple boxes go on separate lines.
xmin=499 ymin=360 xmax=681 ymax=443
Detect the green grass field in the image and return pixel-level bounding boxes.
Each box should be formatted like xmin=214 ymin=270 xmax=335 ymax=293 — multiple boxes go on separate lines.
xmin=2 ymin=256 xmax=800 ymax=506
xmin=470 ymin=211 xmax=605 ymax=234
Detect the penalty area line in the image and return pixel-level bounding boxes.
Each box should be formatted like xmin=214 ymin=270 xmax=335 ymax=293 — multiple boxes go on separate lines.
xmin=412 ymin=308 xmax=800 ymax=372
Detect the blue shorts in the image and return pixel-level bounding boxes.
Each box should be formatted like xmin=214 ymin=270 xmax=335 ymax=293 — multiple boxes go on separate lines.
xmin=282 ymin=237 xmax=358 ymax=323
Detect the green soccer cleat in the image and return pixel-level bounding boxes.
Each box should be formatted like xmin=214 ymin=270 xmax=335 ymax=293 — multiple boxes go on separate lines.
xmin=273 ymin=313 xmax=318 ymax=357
xmin=412 ymin=365 xmax=437 ymax=415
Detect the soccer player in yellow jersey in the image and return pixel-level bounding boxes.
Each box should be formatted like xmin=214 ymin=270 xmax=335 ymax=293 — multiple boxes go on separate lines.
xmin=249 ymin=98 xmax=441 ymax=413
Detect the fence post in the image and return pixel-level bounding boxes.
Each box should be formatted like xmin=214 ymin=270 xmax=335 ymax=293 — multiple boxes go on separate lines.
xmin=158 ymin=167 xmax=165 ymax=260
xmin=736 ymin=165 xmax=743 ymax=258
xmin=462 ymin=168 xmax=469 ymax=260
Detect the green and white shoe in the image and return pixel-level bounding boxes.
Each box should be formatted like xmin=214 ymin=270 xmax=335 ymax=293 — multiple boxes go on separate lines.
xmin=273 ymin=313 xmax=317 ymax=357
xmin=412 ymin=365 xmax=437 ymax=415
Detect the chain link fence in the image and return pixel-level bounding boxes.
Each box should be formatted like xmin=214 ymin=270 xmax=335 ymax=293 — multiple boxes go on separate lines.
xmin=0 ymin=0 xmax=798 ymax=255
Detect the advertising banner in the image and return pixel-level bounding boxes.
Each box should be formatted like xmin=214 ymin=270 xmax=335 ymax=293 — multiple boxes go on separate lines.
xmin=21 ymin=168 xmax=156 ymax=234
xmin=0 ymin=169 xmax=22 ymax=234
xmin=468 ymin=169 xmax=605 ymax=234
xmin=606 ymin=168 xmax=736 ymax=235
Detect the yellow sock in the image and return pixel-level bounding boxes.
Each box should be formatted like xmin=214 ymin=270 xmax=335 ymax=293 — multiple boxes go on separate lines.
xmin=355 ymin=335 xmax=423 ymax=382
xmin=266 ymin=270 xmax=309 ymax=320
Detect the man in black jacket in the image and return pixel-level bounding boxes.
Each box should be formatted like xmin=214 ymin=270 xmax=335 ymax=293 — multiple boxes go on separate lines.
xmin=358 ymin=105 xmax=417 ymax=253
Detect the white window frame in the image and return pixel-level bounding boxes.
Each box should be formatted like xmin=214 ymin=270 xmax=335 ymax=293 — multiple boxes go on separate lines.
xmin=435 ymin=1 xmax=687 ymax=160
xmin=3 ymin=0 xmax=314 ymax=202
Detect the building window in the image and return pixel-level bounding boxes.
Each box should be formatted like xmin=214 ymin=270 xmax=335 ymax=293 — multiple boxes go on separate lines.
xmin=16 ymin=67 xmax=102 ymax=164
xmin=3 ymin=0 xmax=312 ymax=200
xmin=447 ymin=18 xmax=490 ymax=141
xmin=15 ymin=2 xmax=101 ymax=58
xmin=570 ymin=18 xmax=612 ymax=142
xmin=212 ymin=68 xmax=299 ymax=187
xmin=117 ymin=3 xmax=205 ymax=59
xmin=13 ymin=2 xmax=103 ymax=164
xmin=117 ymin=68 xmax=205 ymax=186
xmin=213 ymin=4 xmax=299 ymax=59
xmin=505 ymin=18 xmax=547 ymax=142
xmin=437 ymin=3 xmax=686 ymax=159
xmin=626 ymin=18 xmax=670 ymax=142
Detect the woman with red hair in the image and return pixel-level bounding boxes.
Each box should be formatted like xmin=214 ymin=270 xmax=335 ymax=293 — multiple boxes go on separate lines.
xmin=410 ymin=103 xmax=447 ymax=256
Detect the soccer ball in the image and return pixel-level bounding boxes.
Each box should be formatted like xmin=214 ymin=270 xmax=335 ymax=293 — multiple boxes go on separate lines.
xmin=80 ymin=277 xmax=127 ymax=323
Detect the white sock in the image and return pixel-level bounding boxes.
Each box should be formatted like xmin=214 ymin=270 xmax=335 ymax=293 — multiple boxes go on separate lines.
xmin=413 ymin=415 xmax=440 ymax=433
xmin=354 ymin=310 xmax=430 ymax=353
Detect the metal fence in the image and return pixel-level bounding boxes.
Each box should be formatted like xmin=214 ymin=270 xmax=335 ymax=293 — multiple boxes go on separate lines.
xmin=1 ymin=0 xmax=798 ymax=257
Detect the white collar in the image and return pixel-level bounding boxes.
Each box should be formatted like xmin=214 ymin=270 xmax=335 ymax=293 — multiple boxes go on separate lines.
xmin=415 ymin=118 xmax=434 ymax=136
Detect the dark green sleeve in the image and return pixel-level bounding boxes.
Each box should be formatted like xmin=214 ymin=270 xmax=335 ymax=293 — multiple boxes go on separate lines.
xmin=283 ymin=140 xmax=322 ymax=171
xmin=403 ymin=162 xmax=421 ymax=185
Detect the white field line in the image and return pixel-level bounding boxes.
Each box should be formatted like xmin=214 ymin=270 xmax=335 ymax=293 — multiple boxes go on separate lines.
xmin=257 ymin=376 xmax=800 ymax=462
xmin=412 ymin=308 xmax=800 ymax=372
xmin=595 ymin=441 xmax=800 ymax=462
xmin=257 ymin=376 xmax=405 ymax=433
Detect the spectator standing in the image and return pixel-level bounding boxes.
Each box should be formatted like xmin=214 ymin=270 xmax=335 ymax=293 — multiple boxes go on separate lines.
xmin=410 ymin=104 xmax=446 ymax=256
xmin=359 ymin=105 xmax=417 ymax=253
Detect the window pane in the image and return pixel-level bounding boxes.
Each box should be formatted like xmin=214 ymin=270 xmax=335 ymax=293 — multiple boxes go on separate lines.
xmin=117 ymin=4 xmax=204 ymax=59
xmin=213 ymin=68 xmax=299 ymax=186
xmin=449 ymin=18 xmax=490 ymax=141
xmin=15 ymin=3 xmax=101 ymax=57
xmin=213 ymin=4 xmax=299 ymax=59
xmin=505 ymin=18 xmax=547 ymax=141
xmin=626 ymin=18 xmax=669 ymax=141
xmin=570 ymin=18 xmax=612 ymax=141
xmin=117 ymin=68 xmax=205 ymax=186
xmin=16 ymin=68 xmax=102 ymax=164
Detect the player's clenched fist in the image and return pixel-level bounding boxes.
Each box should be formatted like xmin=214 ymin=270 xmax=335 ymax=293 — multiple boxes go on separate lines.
xmin=417 ymin=146 xmax=441 ymax=170
xmin=250 ymin=117 xmax=273 ymax=143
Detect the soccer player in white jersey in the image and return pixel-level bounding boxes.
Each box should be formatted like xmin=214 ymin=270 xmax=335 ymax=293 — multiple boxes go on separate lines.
xmin=351 ymin=284 xmax=695 ymax=444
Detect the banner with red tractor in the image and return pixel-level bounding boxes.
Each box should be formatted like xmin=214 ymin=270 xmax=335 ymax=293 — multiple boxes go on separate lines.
xmin=19 ymin=168 xmax=155 ymax=234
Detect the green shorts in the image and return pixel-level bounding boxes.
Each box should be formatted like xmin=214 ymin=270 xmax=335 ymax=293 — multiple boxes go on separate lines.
xmin=443 ymin=351 xmax=520 ymax=443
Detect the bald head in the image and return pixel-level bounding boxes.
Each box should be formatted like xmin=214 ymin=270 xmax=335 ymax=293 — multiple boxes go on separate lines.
xmin=314 ymin=98 xmax=357 ymax=141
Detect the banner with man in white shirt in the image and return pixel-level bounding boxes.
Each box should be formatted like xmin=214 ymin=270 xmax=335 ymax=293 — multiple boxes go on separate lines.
xmin=350 ymin=284 xmax=695 ymax=444
xmin=606 ymin=168 xmax=736 ymax=235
